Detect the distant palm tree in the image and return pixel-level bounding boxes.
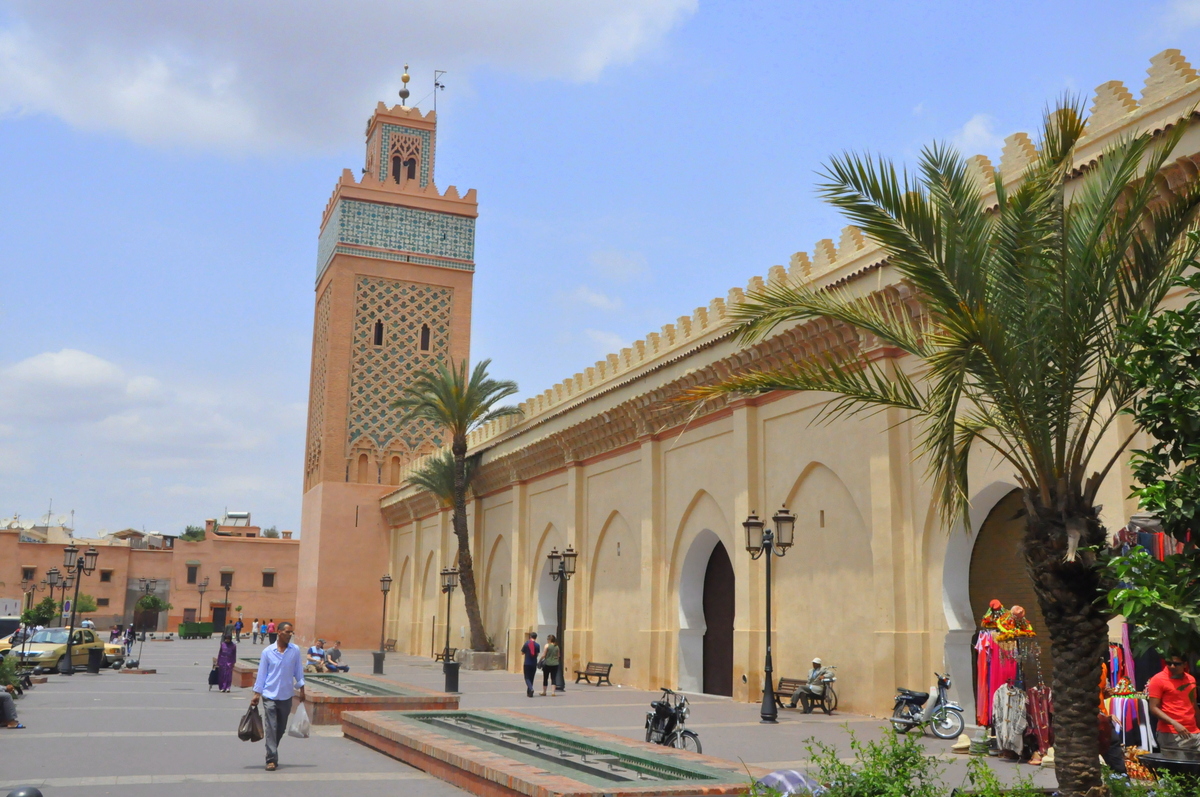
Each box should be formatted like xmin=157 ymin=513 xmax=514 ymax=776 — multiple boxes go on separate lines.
xmin=393 ymin=359 xmax=521 ymax=652
xmin=407 ymin=449 xmax=477 ymax=508
xmin=690 ymin=102 xmax=1200 ymax=797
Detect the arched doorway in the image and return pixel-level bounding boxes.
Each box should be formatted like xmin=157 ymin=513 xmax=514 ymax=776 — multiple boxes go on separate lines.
xmin=702 ymin=541 xmax=735 ymax=696
xmin=969 ymin=489 xmax=1053 ymax=674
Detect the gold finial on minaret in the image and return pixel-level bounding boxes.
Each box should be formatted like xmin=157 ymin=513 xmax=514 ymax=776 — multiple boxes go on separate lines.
xmin=399 ymin=64 xmax=411 ymax=106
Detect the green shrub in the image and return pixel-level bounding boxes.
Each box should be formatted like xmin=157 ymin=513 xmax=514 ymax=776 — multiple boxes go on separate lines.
xmin=805 ymin=731 xmax=943 ymax=797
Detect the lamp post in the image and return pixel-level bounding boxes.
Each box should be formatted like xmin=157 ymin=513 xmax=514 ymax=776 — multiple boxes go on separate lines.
xmin=19 ymin=578 xmax=49 ymax=666
xmin=61 ymin=544 xmax=99 ymax=675
xmin=221 ymin=580 xmax=231 ymax=633
xmin=546 ymin=546 xmax=577 ymax=692
xmin=45 ymin=568 xmax=60 ymax=622
xmin=134 ymin=577 xmax=157 ymax=668
xmin=374 ymin=574 xmax=392 ymax=675
xmin=745 ymin=507 xmax=795 ymax=723
xmin=440 ymin=566 xmax=459 ymax=693
xmin=197 ymin=577 xmax=209 ymax=624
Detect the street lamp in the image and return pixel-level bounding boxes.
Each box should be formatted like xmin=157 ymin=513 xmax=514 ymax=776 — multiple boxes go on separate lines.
xmin=45 ymin=568 xmax=60 ymax=626
xmin=61 ymin=544 xmax=99 ymax=675
xmin=440 ymin=567 xmax=459 ymax=693
xmin=745 ymin=507 xmax=795 ymax=723
xmin=197 ymin=577 xmax=210 ymax=623
xmin=134 ymin=577 xmax=157 ymax=668
xmin=18 ymin=578 xmax=49 ymax=666
xmin=374 ymin=574 xmax=392 ymax=675
xmin=547 ymin=545 xmax=577 ymax=692
xmin=221 ymin=578 xmax=232 ymax=633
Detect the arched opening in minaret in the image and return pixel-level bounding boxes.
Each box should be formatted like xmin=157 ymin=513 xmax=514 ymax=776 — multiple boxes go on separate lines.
xmin=391 ymin=155 xmax=418 ymax=183
xmin=419 ymin=324 xmax=431 ymax=352
xmin=389 ymin=456 xmax=402 ymax=485
xmin=391 ymin=155 xmax=403 ymax=183
xmin=357 ymin=453 xmax=370 ymax=483
xmin=373 ymin=320 xmax=384 ymax=347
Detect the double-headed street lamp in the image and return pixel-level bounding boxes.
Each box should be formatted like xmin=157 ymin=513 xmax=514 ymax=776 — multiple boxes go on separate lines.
xmin=440 ymin=567 xmax=459 ymax=692
xmin=197 ymin=577 xmax=210 ymax=622
xmin=546 ymin=546 xmax=577 ymax=692
xmin=61 ymin=544 xmax=99 ymax=675
xmin=134 ymin=578 xmax=157 ymax=667
xmin=374 ymin=574 xmax=392 ymax=675
xmin=44 ymin=568 xmax=64 ymax=626
xmin=744 ymin=507 xmax=795 ymax=723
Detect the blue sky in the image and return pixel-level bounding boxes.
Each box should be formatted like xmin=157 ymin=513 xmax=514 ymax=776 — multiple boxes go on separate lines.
xmin=1 ymin=0 xmax=1197 ymax=536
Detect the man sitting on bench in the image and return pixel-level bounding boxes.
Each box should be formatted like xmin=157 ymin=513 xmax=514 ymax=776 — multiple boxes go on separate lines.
xmin=789 ymin=658 xmax=832 ymax=710
xmin=306 ymin=639 xmax=328 ymax=673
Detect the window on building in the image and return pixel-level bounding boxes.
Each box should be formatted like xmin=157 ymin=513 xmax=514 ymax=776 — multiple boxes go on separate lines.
xmin=357 ymin=452 xmax=370 ymax=483
xmin=183 ymin=608 xmax=196 ymax=623
xmin=97 ymin=598 xmax=110 ymax=607
xmin=100 ymin=570 xmax=112 ymax=583
xmin=220 ymin=572 xmax=233 ymax=588
xmin=389 ymin=455 xmax=402 ymax=486
xmin=21 ymin=567 xmax=35 ymax=582
xmin=419 ymin=324 xmax=430 ymax=352
xmin=187 ymin=565 xmax=198 ymax=584
xmin=373 ymin=319 xmax=384 ymax=346
xmin=262 ymin=572 xmax=275 ymax=588
xmin=392 ymin=154 xmax=403 ymax=183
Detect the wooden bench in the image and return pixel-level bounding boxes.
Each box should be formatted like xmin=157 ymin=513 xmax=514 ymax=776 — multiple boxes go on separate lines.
xmin=433 ymin=647 xmax=457 ymax=662
xmin=574 ymin=661 xmax=613 ymax=685
xmin=384 ymin=639 xmax=397 ymax=652
xmin=774 ymin=675 xmax=837 ymax=714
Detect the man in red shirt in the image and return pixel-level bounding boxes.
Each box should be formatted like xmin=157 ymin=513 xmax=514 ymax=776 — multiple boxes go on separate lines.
xmin=1148 ymin=655 xmax=1200 ymax=752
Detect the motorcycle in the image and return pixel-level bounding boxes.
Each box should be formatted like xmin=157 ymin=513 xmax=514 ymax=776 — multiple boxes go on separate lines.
xmin=890 ymin=672 xmax=965 ymax=740
xmin=645 ymin=687 xmax=702 ymax=753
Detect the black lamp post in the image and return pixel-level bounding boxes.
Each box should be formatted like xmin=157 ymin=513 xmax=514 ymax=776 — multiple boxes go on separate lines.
xmin=197 ymin=577 xmax=209 ymax=623
xmin=135 ymin=577 xmax=157 ymax=667
xmin=440 ymin=566 xmax=459 ymax=692
xmin=45 ymin=568 xmax=60 ymax=626
xmin=61 ymin=544 xmax=99 ymax=675
xmin=374 ymin=574 xmax=392 ymax=674
xmin=19 ymin=577 xmax=49 ymax=666
xmin=221 ymin=580 xmax=231 ymax=632
xmin=745 ymin=507 xmax=795 ymax=723
xmin=547 ymin=545 xmax=577 ymax=692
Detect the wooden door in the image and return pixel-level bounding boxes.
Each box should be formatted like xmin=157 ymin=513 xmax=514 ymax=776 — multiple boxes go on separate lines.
xmin=702 ymin=542 xmax=735 ymax=697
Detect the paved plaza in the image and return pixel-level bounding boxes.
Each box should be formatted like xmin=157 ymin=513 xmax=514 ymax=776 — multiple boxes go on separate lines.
xmin=2 ymin=639 xmax=1058 ymax=794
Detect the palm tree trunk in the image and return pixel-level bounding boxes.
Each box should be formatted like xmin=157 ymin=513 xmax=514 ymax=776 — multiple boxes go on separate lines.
xmin=1024 ymin=500 xmax=1110 ymax=797
xmin=453 ymin=434 xmax=491 ymax=651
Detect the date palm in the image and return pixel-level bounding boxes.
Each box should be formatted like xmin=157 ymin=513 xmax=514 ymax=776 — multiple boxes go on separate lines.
xmin=407 ymin=449 xmax=477 ymax=507
xmin=691 ymin=101 xmax=1200 ymax=796
xmin=393 ymin=359 xmax=521 ymax=652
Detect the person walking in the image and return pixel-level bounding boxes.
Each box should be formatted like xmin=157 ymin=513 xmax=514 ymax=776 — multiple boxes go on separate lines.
xmin=520 ymin=632 xmax=540 ymax=698
xmin=267 ymin=619 xmax=277 ymax=645
xmin=216 ymin=631 xmax=237 ymax=693
xmin=233 ymin=617 xmax=244 ymax=643
xmin=250 ymin=621 xmax=306 ymax=772
xmin=124 ymin=625 xmax=135 ymax=656
xmin=539 ymin=635 xmax=560 ymax=696
xmin=252 ymin=619 xmax=261 ymax=645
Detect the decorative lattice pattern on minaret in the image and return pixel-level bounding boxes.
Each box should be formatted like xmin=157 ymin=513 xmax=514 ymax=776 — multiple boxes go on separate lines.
xmin=305 ymin=286 xmax=333 ymax=484
xmin=347 ymin=275 xmax=452 ymax=453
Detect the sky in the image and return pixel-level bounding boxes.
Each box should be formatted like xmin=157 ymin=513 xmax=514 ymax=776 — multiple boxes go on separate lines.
xmin=1 ymin=0 xmax=1199 ymax=537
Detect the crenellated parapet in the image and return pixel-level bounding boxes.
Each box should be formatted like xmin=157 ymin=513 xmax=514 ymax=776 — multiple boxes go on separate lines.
xmin=384 ymin=48 xmax=1200 ymax=500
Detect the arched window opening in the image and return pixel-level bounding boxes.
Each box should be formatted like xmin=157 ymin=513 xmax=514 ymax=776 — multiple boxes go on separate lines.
xmin=404 ymin=158 xmax=417 ymax=181
xmin=372 ymin=320 xmax=384 ymax=347
xmin=419 ymin=324 xmax=431 ymax=352
xmin=389 ymin=456 xmax=402 ymax=485
xmin=357 ymin=453 xmax=370 ymax=483
xmin=391 ymin=155 xmax=403 ymax=184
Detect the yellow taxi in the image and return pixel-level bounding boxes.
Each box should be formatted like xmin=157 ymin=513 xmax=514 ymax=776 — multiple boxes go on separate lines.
xmin=12 ymin=627 xmax=107 ymax=672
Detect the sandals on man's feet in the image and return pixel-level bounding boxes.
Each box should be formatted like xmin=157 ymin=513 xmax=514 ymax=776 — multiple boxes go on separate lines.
xmin=265 ymin=762 xmax=277 ymax=771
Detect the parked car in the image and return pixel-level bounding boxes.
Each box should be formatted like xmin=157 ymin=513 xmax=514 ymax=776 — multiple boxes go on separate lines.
xmin=12 ymin=627 xmax=106 ymax=672
xmin=103 ymin=639 xmax=126 ymax=668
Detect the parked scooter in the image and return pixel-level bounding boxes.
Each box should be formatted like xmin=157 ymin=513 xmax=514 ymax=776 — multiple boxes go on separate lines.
xmin=645 ymin=687 xmax=702 ymax=752
xmin=890 ymin=672 xmax=965 ymax=739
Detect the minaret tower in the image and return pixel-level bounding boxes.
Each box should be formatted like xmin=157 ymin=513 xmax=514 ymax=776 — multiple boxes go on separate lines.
xmin=297 ymin=69 xmax=477 ymax=645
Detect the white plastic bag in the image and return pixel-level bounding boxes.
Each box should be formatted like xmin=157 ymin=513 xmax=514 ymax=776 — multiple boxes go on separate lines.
xmin=286 ymin=700 xmax=311 ymax=739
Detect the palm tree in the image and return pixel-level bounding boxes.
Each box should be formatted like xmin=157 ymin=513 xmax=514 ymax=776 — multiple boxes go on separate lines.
xmin=689 ymin=102 xmax=1200 ymax=797
xmin=393 ymin=359 xmax=521 ymax=652
xmin=407 ymin=449 xmax=478 ymax=508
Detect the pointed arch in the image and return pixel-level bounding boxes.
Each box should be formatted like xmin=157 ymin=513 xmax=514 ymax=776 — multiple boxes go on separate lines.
xmin=483 ymin=534 xmax=511 ymax=651
xmin=530 ymin=522 xmax=564 ymax=640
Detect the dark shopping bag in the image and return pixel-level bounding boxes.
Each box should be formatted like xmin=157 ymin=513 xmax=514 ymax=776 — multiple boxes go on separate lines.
xmin=238 ymin=704 xmax=264 ymax=742
xmin=208 ymin=667 xmax=219 ymax=687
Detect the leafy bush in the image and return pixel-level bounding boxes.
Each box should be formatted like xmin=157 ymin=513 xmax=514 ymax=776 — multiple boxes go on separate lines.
xmin=22 ymin=596 xmax=58 ymax=627
xmin=0 ymin=654 xmax=19 ymax=689
xmin=135 ymin=594 xmax=172 ymax=614
xmin=805 ymin=731 xmax=943 ymax=797
xmin=180 ymin=525 xmax=205 ymax=541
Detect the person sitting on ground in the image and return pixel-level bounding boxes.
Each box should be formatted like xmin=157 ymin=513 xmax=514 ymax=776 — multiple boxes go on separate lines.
xmin=305 ymin=639 xmax=327 ymax=673
xmin=789 ymin=657 xmax=833 ymax=712
xmin=1149 ymin=653 xmax=1200 ymax=752
xmin=325 ymin=641 xmax=349 ymax=672
xmin=1 ymin=684 xmax=24 ymax=729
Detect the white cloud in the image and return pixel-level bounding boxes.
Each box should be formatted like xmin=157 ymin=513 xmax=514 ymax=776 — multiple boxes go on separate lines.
xmin=567 ymin=285 xmax=622 ymax=311
xmin=589 ymin=249 xmax=648 ymax=282
xmin=950 ymin=113 xmax=1005 ymax=158
xmin=0 ymin=0 xmax=696 ymax=152
xmin=585 ymin=329 xmax=627 ymax=355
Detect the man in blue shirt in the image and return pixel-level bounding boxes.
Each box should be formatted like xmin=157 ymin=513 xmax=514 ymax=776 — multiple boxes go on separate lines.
xmin=250 ymin=621 xmax=306 ymax=771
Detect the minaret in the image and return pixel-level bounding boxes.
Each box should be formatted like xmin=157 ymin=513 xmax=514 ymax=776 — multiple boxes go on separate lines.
xmin=296 ymin=68 xmax=477 ymax=646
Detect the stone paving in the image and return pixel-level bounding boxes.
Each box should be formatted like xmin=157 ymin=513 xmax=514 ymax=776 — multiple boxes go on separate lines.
xmin=0 ymin=638 xmax=1059 ymax=794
